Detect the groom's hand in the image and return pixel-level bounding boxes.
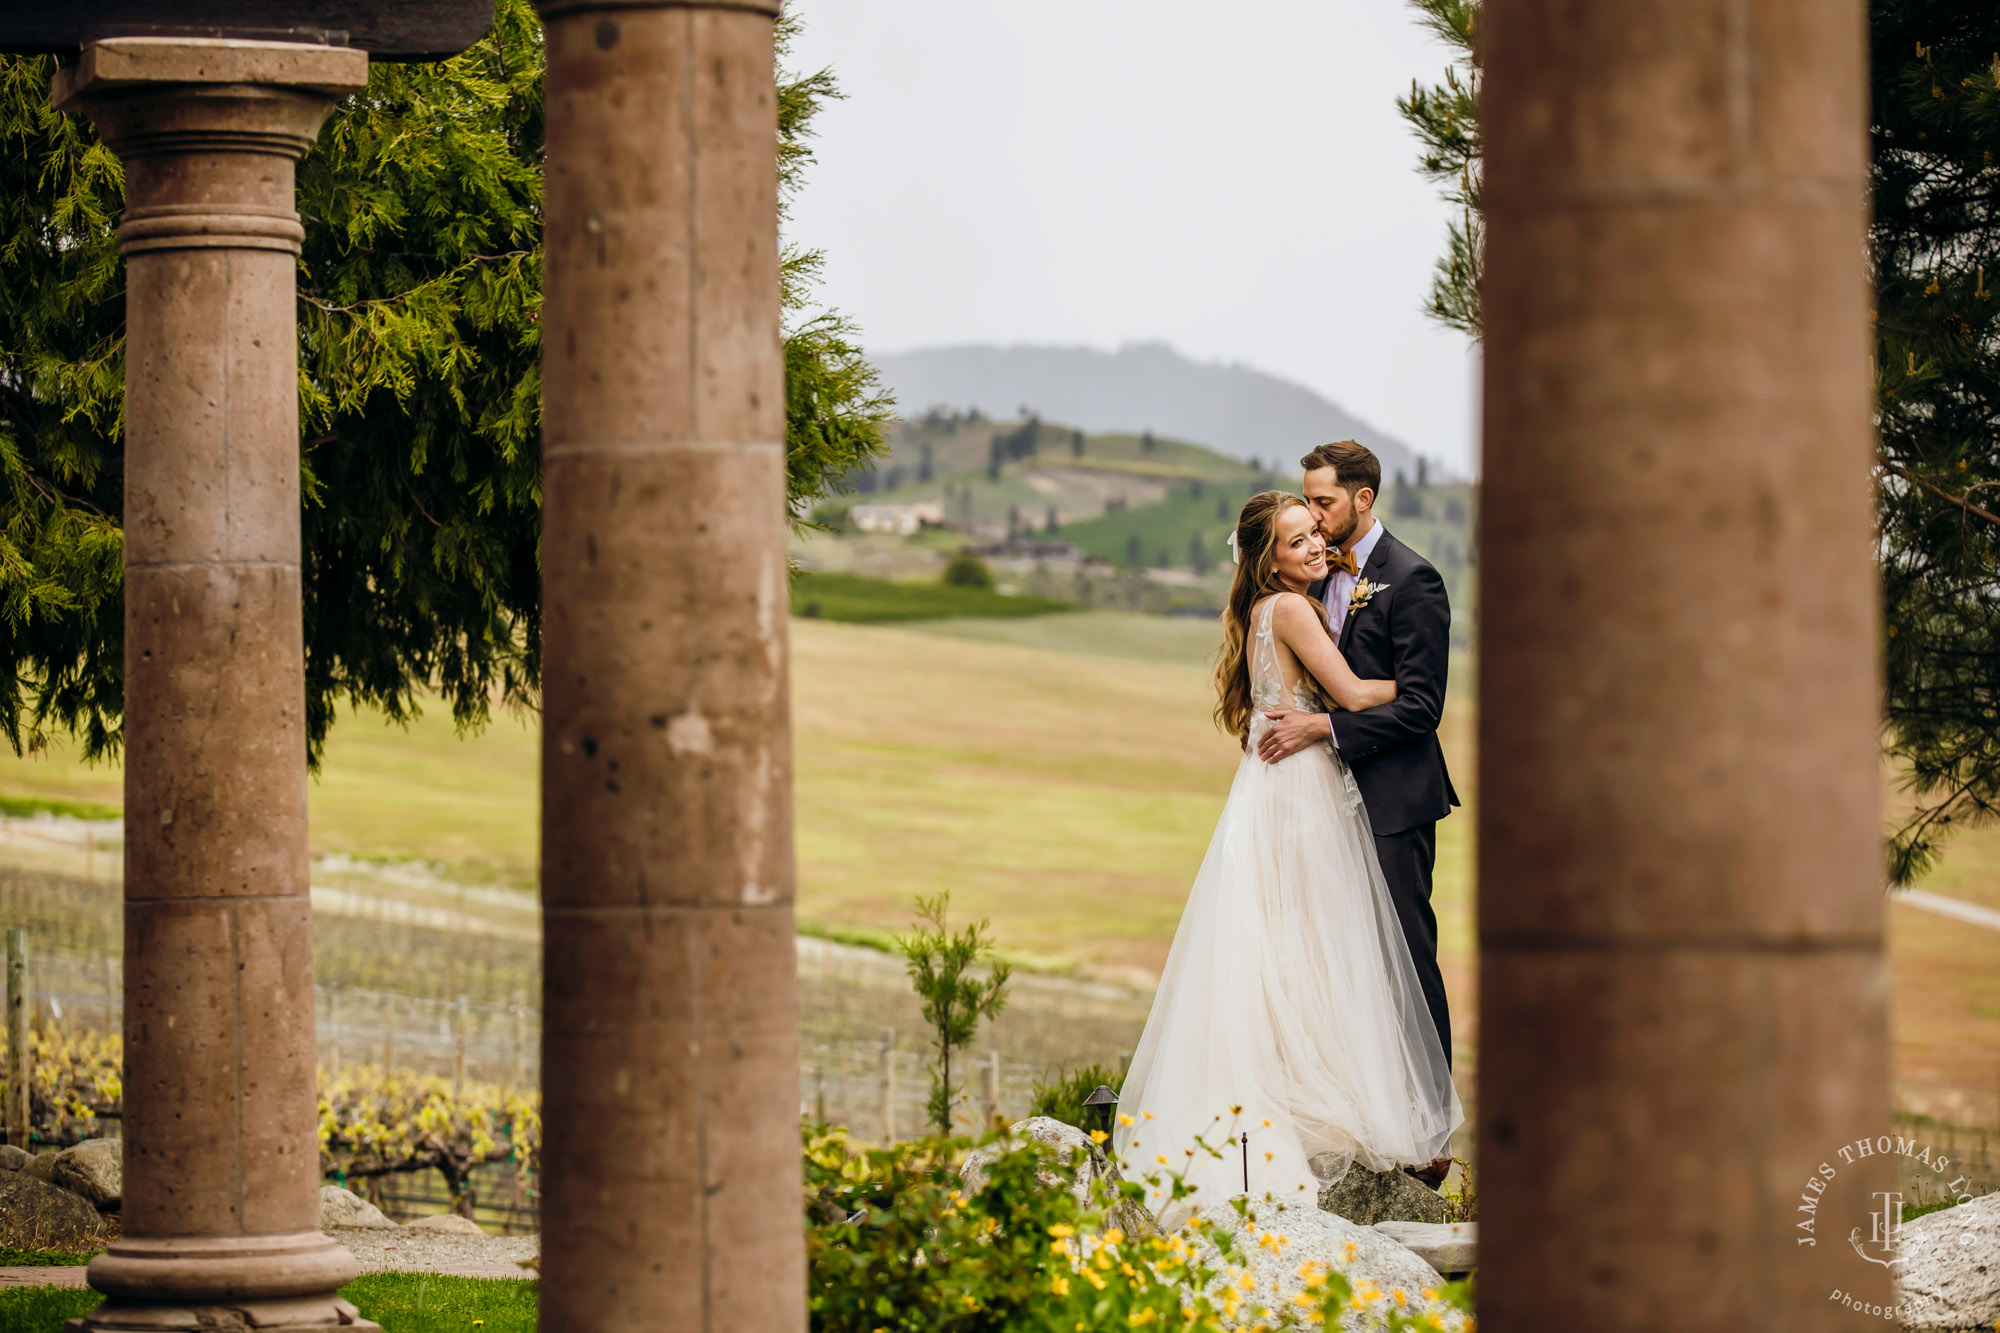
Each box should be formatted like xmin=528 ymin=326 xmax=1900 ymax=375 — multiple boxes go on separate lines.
xmin=1258 ymin=710 xmax=1332 ymax=763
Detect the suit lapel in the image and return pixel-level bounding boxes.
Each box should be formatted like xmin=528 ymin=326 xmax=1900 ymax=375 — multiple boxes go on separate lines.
xmin=1338 ymin=527 xmax=1396 ymax=652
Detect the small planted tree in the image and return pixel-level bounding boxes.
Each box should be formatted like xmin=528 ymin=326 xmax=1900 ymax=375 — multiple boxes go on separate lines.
xmin=897 ymin=892 xmax=1011 ymax=1137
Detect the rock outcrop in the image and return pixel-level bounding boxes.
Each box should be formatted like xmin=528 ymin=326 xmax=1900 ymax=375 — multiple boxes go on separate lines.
xmin=51 ymin=1138 xmax=121 ymax=1210
xmin=1317 ymin=1162 xmax=1448 ymax=1226
xmin=1371 ymin=1220 xmax=1474 ymax=1277
xmin=1179 ymin=1199 xmax=1465 ymax=1331
xmin=959 ymin=1115 xmax=1154 ymax=1237
xmin=1895 ymin=1193 xmax=2000 ymax=1331
xmin=0 ymin=1172 xmax=103 ymax=1248
xmin=406 ymin=1212 xmax=485 ymax=1235
xmin=319 ymin=1184 xmax=397 ymax=1230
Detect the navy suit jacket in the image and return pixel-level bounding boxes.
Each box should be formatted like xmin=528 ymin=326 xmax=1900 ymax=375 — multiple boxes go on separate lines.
xmin=1309 ymin=527 xmax=1460 ymax=836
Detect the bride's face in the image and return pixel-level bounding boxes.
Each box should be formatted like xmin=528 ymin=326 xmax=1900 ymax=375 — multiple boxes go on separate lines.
xmin=1270 ymin=506 xmax=1328 ymax=591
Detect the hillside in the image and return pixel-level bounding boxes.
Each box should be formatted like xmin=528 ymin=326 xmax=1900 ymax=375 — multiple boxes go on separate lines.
xmin=810 ymin=409 xmax=1477 ymax=629
xmin=872 ymin=342 xmax=1431 ymax=480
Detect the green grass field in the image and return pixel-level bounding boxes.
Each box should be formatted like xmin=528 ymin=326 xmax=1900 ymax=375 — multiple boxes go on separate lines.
xmin=0 ymin=606 xmax=1994 ymax=1100
xmin=790 ymin=571 xmax=1075 ymax=624
xmin=0 ymin=1275 xmax=537 ymax=1333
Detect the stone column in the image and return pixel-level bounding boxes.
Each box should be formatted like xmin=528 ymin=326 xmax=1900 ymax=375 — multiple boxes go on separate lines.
xmin=52 ymin=39 xmax=371 ymax=1333
xmin=535 ymin=2 xmax=803 ymax=1330
xmin=1478 ymin=2 xmax=1889 ymax=1327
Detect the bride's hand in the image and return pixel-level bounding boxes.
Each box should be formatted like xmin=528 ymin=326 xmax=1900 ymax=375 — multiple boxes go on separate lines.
xmin=1257 ymin=709 xmax=1332 ymax=763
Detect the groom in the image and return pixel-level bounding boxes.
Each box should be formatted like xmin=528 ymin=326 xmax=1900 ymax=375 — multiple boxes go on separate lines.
xmin=1258 ymin=440 xmax=1460 ymax=1163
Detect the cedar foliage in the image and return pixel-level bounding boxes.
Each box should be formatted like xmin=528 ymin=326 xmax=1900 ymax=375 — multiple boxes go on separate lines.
xmin=1401 ymin=1 xmax=2000 ymax=883
xmin=1869 ymin=6 xmax=2000 ymax=881
xmin=0 ymin=1 xmax=889 ymax=764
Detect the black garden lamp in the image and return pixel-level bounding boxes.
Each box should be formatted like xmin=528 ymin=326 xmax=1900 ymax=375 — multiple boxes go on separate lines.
xmin=1082 ymin=1084 xmax=1119 ymax=1139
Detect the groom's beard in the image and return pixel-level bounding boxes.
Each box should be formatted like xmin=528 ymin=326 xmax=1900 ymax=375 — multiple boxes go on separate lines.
xmin=1319 ymin=512 xmax=1358 ymax=550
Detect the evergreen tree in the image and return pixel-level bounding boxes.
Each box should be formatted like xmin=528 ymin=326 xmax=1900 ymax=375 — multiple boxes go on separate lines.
xmin=1398 ymin=0 xmax=2000 ymax=882
xmin=1869 ymin=4 xmax=2000 ymax=880
xmin=0 ymin=1 xmax=889 ymax=762
xmin=1397 ymin=0 xmax=1482 ymax=337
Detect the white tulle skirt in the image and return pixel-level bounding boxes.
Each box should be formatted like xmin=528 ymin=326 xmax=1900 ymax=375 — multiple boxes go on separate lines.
xmin=1112 ymin=732 xmax=1462 ymax=1223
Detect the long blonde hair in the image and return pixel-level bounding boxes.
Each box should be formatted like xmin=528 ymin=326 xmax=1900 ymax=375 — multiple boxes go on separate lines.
xmin=1213 ymin=491 xmax=1321 ymax=739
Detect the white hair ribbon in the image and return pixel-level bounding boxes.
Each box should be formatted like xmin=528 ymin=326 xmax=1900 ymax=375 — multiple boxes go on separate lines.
xmin=1226 ymin=530 xmax=1241 ymax=566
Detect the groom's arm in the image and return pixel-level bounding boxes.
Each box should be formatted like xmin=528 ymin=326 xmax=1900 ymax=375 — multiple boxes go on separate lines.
xmin=1328 ymin=562 xmax=1450 ymax=760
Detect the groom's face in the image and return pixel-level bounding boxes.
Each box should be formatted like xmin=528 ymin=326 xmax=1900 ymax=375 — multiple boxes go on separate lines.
xmin=1304 ymin=466 xmax=1371 ymax=549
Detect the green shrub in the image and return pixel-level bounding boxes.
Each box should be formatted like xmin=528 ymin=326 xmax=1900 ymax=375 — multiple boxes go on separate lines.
xmin=942 ymin=552 xmax=995 ymax=589
xmin=1028 ymin=1062 xmax=1125 ymax=1132
xmin=800 ymin=1124 xmax=1471 ymax=1332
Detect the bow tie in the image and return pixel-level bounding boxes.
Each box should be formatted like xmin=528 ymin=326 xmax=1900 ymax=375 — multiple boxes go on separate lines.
xmin=1326 ymin=547 xmax=1361 ymax=578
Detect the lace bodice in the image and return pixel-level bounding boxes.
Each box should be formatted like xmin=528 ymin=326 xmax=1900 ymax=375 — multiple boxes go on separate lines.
xmin=1250 ymin=596 xmax=1323 ymax=715
xmin=1246 ymin=596 xmax=1365 ymax=813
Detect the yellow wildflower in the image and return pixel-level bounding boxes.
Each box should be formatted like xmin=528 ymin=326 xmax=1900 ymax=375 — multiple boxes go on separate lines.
xmin=1084 ymin=1270 xmax=1107 ymax=1290
xmin=1051 ymin=1275 xmax=1070 ymax=1296
xmin=1157 ymin=1154 xmax=1170 ymax=1165
xmin=1293 ymin=1292 xmax=1318 ymax=1308
xmin=1393 ymin=1288 xmax=1407 ymax=1306
xmin=1231 ymin=1104 xmax=1244 ymax=1115
xmin=1048 ymin=1223 xmax=1075 ymax=1238
xmin=1119 ymin=1112 xmax=1136 ymax=1127
xmin=1143 ymin=1110 xmax=1154 ymax=1120
xmin=1090 ymin=1129 xmax=1109 ymax=1144
xmin=1104 ymin=1227 xmax=1124 ymax=1245
xmin=1262 ymin=1118 xmax=1272 ymax=1128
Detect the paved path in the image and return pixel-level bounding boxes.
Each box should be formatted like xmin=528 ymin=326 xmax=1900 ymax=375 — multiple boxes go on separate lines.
xmin=0 ymin=1231 xmax=538 ymax=1288
xmin=1899 ymin=889 xmax=2000 ymax=933
xmin=0 ymin=1266 xmax=89 ymax=1288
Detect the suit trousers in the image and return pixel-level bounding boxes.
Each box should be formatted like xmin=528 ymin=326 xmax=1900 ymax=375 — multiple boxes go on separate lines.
xmin=1372 ymin=821 xmax=1452 ymax=1070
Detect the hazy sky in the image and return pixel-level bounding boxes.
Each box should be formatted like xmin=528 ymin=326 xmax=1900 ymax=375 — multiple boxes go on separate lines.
xmin=784 ymin=0 xmax=1481 ymax=472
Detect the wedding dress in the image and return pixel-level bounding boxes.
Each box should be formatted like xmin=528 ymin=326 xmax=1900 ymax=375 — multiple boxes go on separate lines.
xmin=1112 ymin=595 xmax=1462 ymax=1223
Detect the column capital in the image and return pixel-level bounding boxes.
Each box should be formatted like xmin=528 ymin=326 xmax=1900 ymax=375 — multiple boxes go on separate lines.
xmin=51 ymin=38 xmax=367 ymax=255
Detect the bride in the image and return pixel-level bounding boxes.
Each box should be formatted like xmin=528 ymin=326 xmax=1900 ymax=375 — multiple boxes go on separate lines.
xmin=1112 ymin=491 xmax=1462 ymax=1222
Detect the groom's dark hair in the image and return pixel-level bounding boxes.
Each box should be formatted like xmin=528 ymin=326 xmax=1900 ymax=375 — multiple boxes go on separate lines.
xmin=1300 ymin=439 xmax=1381 ymax=497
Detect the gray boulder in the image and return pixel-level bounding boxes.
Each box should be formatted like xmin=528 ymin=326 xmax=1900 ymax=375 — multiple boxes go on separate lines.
xmin=959 ymin=1115 xmax=1154 ymax=1237
xmin=0 ymin=1172 xmax=103 ymax=1249
xmin=1179 ymin=1199 xmax=1466 ymax=1330
xmin=51 ymin=1138 xmax=121 ymax=1210
xmin=406 ymin=1212 xmax=485 ymax=1235
xmin=1895 ymin=1193 xmax=2000 ymax=1331
xmin=0 ymin=1144 xmax=29 ymax=1171
xmin=1317 ymin=1162 xmax=1448 ymax=1226
xmin=319 ymin=1184 xmax=396 ymax=1230
xmin=23 ymin=1150 xmax=58 ymax=1183
xmin=1372 ymin=1220 xmax=1475 ymax=1277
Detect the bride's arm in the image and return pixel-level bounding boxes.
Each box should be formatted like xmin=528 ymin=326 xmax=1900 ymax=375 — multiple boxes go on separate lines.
xmin=1271 ymin=594 xmax=1398 ymax=713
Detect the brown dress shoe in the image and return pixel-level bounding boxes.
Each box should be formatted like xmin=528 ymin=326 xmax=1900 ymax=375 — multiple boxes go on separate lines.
xmin=1404 ymin=1155 xmax=1453 ymax=1190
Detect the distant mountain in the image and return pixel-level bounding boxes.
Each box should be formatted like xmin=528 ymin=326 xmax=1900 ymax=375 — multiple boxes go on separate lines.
xmin=872 ymin=342 xmax=1434 ymax=482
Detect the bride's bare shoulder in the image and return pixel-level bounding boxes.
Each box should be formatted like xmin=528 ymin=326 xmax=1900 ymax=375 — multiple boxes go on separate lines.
xmin=1267 ymin=590 xmax=1323 ymax=626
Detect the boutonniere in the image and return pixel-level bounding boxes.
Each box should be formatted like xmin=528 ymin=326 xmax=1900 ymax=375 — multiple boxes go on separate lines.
xmin=1347 ymin=579 xmax=1390 ymax=615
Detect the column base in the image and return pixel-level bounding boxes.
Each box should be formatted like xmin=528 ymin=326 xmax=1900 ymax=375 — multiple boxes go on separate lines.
xmin=68 ymin=1298 xmax=379 ymax=1332
xmin=73 ymin=1231 xmax=371 ymax=1329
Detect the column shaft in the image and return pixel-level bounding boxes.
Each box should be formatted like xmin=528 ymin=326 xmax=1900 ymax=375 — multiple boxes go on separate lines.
xmin=535 ymin=3 xmax=804 ymax=1330
xmin=53 ymin=38 xmax=371 ymax=1331
xmin=1478 ymin=2 xmax=1890 ymax=1326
